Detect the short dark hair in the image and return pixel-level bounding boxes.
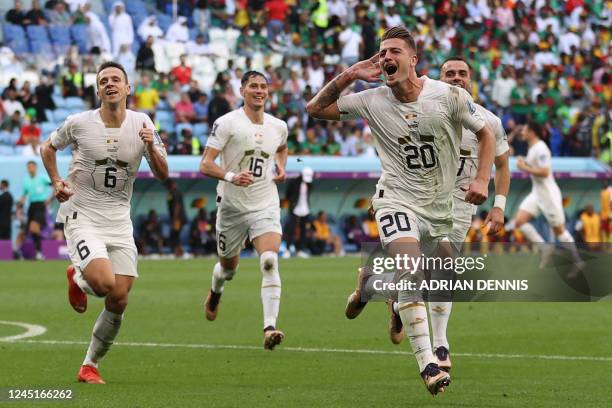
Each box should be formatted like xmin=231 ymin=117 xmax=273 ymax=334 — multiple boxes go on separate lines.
xmin=96 ymin=61 xmax=129 ymax=84
xmin=526 ymin=119 xmax=543 ymax=137
xmin=27 ymin=160 xmax=36 ymax=166
xmin=241 ymin=70 xmax=268 ymax=87
xmin=441 ymin=56 xmax=472 ymax=71
xmin=381 ymin=26 xmax=417 ymax=52
xmin=0 ymin=179 xmax=8 ymax=187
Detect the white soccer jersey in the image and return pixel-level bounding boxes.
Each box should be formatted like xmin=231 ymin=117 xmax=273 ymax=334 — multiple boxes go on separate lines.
xmin=50 ymin=109 xmax=167 ymax=225
xmin=206 ymin=108 xmax=288 ymax=213
xmin=453 ymin=103 xmax=510 ymax=203
xmin=526 ymin=140 xmax=562 ymax=199
xmin=337 ymin=76 xmax=485 ymax=233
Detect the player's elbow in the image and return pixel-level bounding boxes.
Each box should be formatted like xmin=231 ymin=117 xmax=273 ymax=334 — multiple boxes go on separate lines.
xmin=306 ymin=101 xmax=321 ymax=118
xmin=155 ymin=167 xmax=169 ymax=182
xmin=200 ymin=158 xmax=213 ymax=176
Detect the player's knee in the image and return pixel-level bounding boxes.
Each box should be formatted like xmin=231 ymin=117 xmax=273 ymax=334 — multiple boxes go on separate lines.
xmin=215 ymin=262 xmax=237 ymax=281
xmin=260 ymin=251 xmax=278 ymax=273
xmin=92 ymin=276 xmax=115 ymax=297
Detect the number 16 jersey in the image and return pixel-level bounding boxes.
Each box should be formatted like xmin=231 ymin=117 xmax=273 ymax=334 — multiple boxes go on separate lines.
xmin=206 ymin=108 xmax=288 ymax=213
xmin=50 ymin=109 xmax=167 ymax=225
xmin=337 ymin=76 xmax=485 ymax=236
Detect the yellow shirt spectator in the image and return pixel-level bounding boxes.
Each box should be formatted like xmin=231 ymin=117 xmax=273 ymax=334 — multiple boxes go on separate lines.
xmin=136 ymin=87 xmax=160 ymax=111
xmin=580 ymin=211 xmax=600 ymax=243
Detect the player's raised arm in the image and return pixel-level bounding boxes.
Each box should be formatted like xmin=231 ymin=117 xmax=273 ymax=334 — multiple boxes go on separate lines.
xmin=306 ymin=54 xmax=382 ymax=120
xmin=199 ymin=146 xmax=254 ymax=187
xmin=140 ymin=122 xmax=169 ymax=181
xmin=466 ymin=124 xmax=495 ymax=205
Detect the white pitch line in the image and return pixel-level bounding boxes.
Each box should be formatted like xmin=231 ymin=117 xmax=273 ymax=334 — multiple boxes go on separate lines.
xmin=0 ymin=320 xmax=47 ymax=342
xmin=5 ymin=338 xmax=612 ymax=363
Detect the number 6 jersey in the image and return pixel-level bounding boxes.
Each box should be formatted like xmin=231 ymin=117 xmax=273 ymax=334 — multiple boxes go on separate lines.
xmin=50 ymin=109 xmax=167 ymax=225
xmin=337 ymin=76 xmax=485 ymax=236
xmin=206 ymin=107 xmax=288 ymax=213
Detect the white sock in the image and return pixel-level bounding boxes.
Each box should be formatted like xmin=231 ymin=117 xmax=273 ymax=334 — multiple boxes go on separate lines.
xmin=557 ymin=230 xmax=582 ymax=262
xmin=73 ymin=267 xmax=97 ymax=296
xmin=83 ymin=309 xmax=123 ymax=368
xmin=260 ymin=251 xmax=281 ymax=329
xmin=211 ymin=262 xmax=236 ymax=294
xmin=429 ymin=302 xmax=452 ymax=350
xmin=392 ymin=301 xmax=399 ymax=315
xmin=519 ymin=223 xmax=545 ymax=243
xmin=398 ymin=302 xmax=436 ymax=372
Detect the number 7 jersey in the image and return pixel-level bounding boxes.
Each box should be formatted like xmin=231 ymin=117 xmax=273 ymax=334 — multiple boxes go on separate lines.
xmin=337 ymin=76 xmax=485 ymax=235
xmin=206 ymin=108 xmax=288 ymax=213
xmin=50 ymin=109 xmax=167 ymax=224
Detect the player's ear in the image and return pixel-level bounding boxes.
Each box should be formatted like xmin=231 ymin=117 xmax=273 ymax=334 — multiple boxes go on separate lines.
xmin=239 ymin=86 xmax=244 ymax=98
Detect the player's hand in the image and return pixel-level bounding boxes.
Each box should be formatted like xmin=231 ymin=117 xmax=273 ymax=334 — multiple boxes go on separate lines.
xmin=462 ymin=179 xmax=488 ymax=205
xmin=231 ymin=170 xmax=254 ymax=187
xmin=53 ymin=179 xmax=74 ymax=203
xmin=348 ymin=54 xmax=382 ymax=83
xmin=273 ymin=166 xmax=286 ymax=183
xmin=139 ymin=122 xmax=154 ymax=147
xmin=484 ymin=207 xmax=505 ymax=234
xmin=516 ymin=156 xmax=527 ymax=171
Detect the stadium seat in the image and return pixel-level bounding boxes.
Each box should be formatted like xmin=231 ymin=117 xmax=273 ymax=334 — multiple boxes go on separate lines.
xmin=48 ymin=25 xmax=72 ymax=55
xmin=52 ymin=95 xmax=67 ymax=109
xmin=155 ymin=13 xmax=172 ymax=32
xmin=70 ymin=24 xmax=89 ymax=54
xmin=155 ymin=110 xmax=174 ymax=124
xmin=3 ymin=23 xmax=29 ymax=54
xmin=0 ymin=145 xmax=15 ymax=155
xmin=193 ymin=123 xmax=208 ymax=139
xmin=64 ymin=97 xmax=86 ymax=110
xmin=53 ymin=108 xmax=71 ymax=123
xmin=41 ymin=121 xmax=58 ymax=137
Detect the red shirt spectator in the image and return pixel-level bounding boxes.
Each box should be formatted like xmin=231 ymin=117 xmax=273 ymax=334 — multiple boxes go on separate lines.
xmin=17 ymin=122 xmax=41 ymax=145
xmin=171 ymin=55 xmax=192 ymax=85
xmin=265 ymin=0 xmax=288 ymax=21
xmin=175 ymin=93 xmax=195 ymax=123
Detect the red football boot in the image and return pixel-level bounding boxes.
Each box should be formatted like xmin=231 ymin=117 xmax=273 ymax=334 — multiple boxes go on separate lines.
xmin=77 ymin=365 xmax=105 ymax=384
xmin=67 ymin=265 xmax=87 ymax=313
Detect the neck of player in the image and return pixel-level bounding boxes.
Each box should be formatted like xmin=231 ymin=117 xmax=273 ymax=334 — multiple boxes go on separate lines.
xmin=390 ymin=75 xmax=424 ymax=103
xmin=100 ymin=103 xmax=126 ymax=128
xmin=244 ymin=104 xmax=264 ymax=124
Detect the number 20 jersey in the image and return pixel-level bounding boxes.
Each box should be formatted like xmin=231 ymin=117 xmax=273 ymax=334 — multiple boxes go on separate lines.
xmin=206 ymin=108 xmax=288 ymax=213
xmin=50 ymin=109 xmax=167 ymax=225
xmin=337 ymin=76 xmax=485 ymax=235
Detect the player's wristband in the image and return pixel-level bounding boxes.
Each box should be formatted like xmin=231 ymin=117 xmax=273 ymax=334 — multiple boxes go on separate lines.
xmin=223 ymin=171 xmax=235 ymax=183
xmin=493 ymin=195 xmax=506 ymax=211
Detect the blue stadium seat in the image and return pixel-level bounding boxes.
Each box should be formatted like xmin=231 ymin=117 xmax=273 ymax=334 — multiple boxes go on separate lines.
xmin=156 ymin=14 xmax=172 ymax=32
xmin=44 ymin=109 xmax=55 ymax=122
xmin=48 ymin=25 xmax=72 ymax=54
xmin=3 ymin=23 xmax=29 ymax=54
xmin=52 ymin=95 xmax=67 ymax=109
xmin=0 ymin=145 xmax=15 ymax=155
xmin=70 ymin=24 xmax=89 ymax=53
xmin=53 ymin=108 xmax=71 ymax=123
xmin=41 ymin=121 xmax=58 ymax=137
xmin=64 ymin=97 xmax=85 ymax=110
xmin=193 ymin=123 xmax=208 ymax=138
xmin=155 ymin=110 xmax=174 ymax=123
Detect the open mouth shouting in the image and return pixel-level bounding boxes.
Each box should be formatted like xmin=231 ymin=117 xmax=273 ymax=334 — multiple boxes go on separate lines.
xmin=384 ymin=63 xmax=398 ymax=77
xmin=106 ymin=89 xmax=119 ymax=96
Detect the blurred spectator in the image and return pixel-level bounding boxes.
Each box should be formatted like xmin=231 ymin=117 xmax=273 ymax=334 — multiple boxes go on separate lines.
xmin=575 ymin=205 xmax=601 ymax=249
xmin=62 ymin=63 xmax=83 ymax=97
xmin=338 ymin=24 xmax=362 ymax=66
xmin=165 ymin=179 xmax=187 ymax=257
xmin=138 ymin=209 xmax=164 ymax=255
xmin=17 ymin=120 xmax=41 ymax=147
xmin=176 ymin=127 xmax=200 ymax=155
xmin=109 ymin=1 xmax=134 ymax=57
xmin=2 ymin=88 xmax=25 ymax=117
xmin=186 ymin=33 xmax=213 ymax=55
xmin=265 ymin=0 xmax=289 ymax=43
xmin=310 ymin=211 xmax=344 ymax=256
xmin=171 ymin=54 xmax=192 ymax=86
xmin=85 ymin=7 xmax=112 ymax=55
xmin=1 ymin=78 xmax=18 ymax=100
xmin=284 ymin=167 xmax=313 ymax=257
xmin=207 ymin=90 xmax=231 ymax=128
xmin=1 ymin=111 xmax=23 ymax=133
xmin=166 ymin=16 xmax=189 ymax=44
xmin=25 ymin=0 xmax=48 ymax=25
xmin=49 ymin=1 xmax=72 ymax=26
xmin=6 ymin=0 xmax=29 ymax=26
xmin=116 ymin=44 xmax=136 ymax=78
xmin=135 ymin=74 xmax=160 ymax=112
xmin=138 ymin=15 xmax=164 ymax=42
xmin=344 ymin=214 xmax=367 ymax=245
xmin=34 ymin=75 xmax=56 ymax=120
xmin=136 ymin=36 xmax=157 ymax=73
xmin=601 ymin=182 xmax=611 ymax=242
xmin=362 ymin=212 xmax=379 ymax=240
xmin=187 ymin=79 xmax=203 ymax=102
xmin=189 ymin=208 xmax=215 ymax=256
xmin=19 ymin=161 xmax=52 ymax=260
xmin=194 ymin=93 xmax=209 ymax=123
xmin=510 ymin=74 xmax=532 ymax=124
xmin=0 ymin=180 xmax=13 ymax=240
xmin=175 ymin=93 xmax=196 ymax=123
xmin=491 ymin=66 xmax=516 ymax=109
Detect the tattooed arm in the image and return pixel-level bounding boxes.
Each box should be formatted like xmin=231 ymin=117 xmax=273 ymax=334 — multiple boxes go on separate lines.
xmin=306 ymin=54 xmax=382 ymax=120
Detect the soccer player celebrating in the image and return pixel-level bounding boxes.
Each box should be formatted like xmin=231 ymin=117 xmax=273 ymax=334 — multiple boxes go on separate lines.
xmin=307 ymin=26 xmax=495 ymax=395
xmin=507 ymin=120 xmax=583 ymax=269
xmin=200 ymin=71 xmax=288 ymax=350
xmin=385 ymin=57 xmax=512 ymax=370
xmin=40 ymin=62 xmax=168 ymax=384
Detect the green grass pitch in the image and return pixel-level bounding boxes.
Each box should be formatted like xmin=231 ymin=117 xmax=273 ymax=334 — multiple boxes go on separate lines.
xmin=1 ymin=258 xmax=611 ymax=407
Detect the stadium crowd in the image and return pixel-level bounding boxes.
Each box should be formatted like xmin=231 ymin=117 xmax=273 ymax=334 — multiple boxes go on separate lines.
xmin=0 ymin=0 xmax=610 ymax=161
